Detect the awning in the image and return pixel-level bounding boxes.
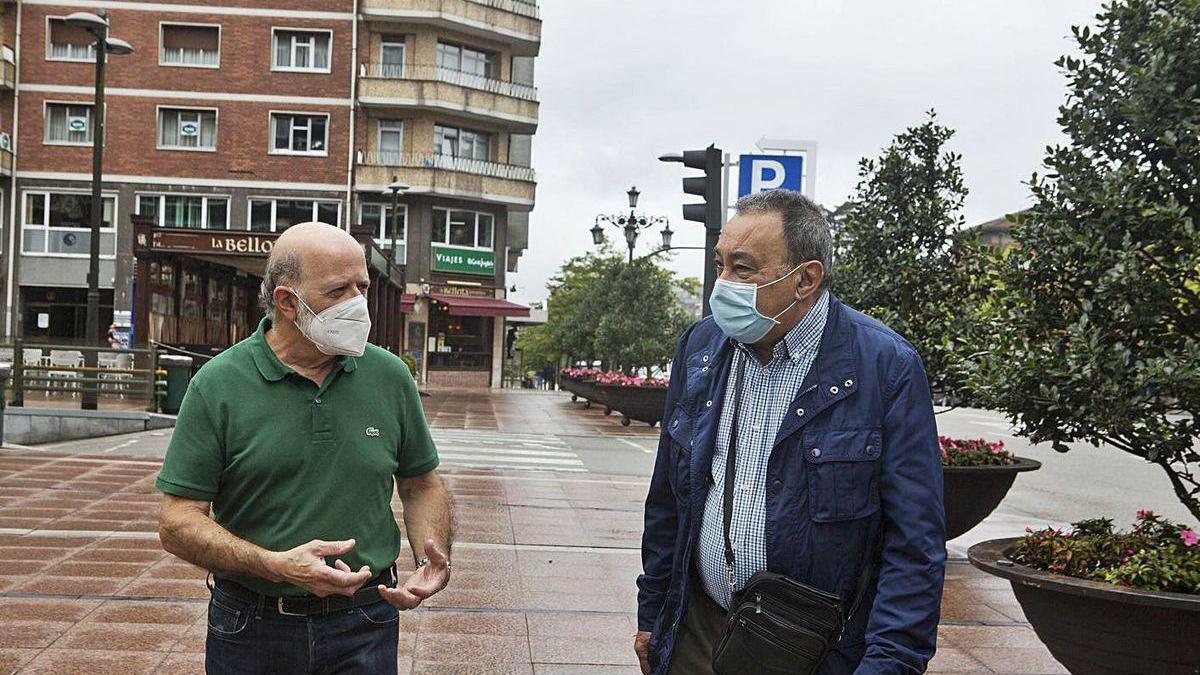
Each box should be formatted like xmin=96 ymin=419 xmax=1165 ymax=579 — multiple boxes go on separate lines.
xmin=430 ymin=294 xmax=530 ymax=318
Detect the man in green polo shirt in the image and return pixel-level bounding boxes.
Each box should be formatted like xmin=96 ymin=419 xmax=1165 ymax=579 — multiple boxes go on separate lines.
xmin=156 ymin=222 xmax=452 ymax=674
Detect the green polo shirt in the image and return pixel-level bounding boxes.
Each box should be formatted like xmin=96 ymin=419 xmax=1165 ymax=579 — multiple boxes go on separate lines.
xmin=155 ymin=317 xmax=438 ymax=596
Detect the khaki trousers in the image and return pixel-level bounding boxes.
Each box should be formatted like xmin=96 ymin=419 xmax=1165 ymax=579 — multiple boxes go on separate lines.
xmin=669 ymin=584 xmax=728 ymax=675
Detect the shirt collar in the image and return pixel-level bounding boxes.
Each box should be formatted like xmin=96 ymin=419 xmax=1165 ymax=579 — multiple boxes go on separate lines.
xmin=249 ymin=316 xmax=358 ymax=381
xmin=780 ymin=290 xmax=830 ymax=364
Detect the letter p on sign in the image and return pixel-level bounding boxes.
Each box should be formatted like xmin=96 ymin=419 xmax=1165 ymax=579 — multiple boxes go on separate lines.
xmin=737 ymin=155 xmax=804 ymax=198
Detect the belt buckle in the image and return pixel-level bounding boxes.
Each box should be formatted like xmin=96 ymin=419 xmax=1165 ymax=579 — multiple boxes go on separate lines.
xmin=277 ymin=597 xmax=307 ymax=617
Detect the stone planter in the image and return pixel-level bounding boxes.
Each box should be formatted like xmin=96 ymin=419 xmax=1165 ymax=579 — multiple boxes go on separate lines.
xmin=969 ymin=538 xmax=1200 ymax=674
xmin=598 ymin=384 xmax=668 ymax=427
xmin=943 ymin=457 xmax=1041 ymax=540
xmin=561 ymin=377 xmax=608 ymax=411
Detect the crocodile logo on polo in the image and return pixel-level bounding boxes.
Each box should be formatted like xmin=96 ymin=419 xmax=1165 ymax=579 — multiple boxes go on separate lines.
xmin=365 ymin=427 xmax=380 ymax=437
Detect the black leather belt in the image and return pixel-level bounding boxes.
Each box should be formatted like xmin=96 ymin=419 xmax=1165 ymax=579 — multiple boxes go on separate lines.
xmin=212 ymin=564 xmax=398 ymax=617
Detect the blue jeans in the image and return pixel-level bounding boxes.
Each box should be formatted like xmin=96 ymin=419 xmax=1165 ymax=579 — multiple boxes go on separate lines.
xmin=205 ymin=583 xmax=399 ymax=674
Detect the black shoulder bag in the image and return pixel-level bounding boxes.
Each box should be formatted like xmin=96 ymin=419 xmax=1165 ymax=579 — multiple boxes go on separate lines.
xmin=711 ymin=353 xmax=876 ymax=675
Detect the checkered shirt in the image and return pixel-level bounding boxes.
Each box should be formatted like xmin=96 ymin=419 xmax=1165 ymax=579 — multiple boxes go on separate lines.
xmin=696 ymin=291 xmax=830 ymax=609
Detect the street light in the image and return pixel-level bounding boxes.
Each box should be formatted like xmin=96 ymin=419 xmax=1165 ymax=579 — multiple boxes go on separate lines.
xmin=385 ymin=177 xmax=409 ymax=264
xmin=66 ymin=10 xmax=132 ymax=410
xmin=593 ymin=186 xmax=670 ymax=263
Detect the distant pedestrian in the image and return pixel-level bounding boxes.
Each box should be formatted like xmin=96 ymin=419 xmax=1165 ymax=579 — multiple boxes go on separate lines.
xmin=636 ymin=190 xmax=945 ymax=674
xmin=156 ymin=222 xmax=453 ymax=674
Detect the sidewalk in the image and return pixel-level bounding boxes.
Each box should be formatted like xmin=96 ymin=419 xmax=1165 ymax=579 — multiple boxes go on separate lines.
xmin=0 ymin=388 xmax=1067 ymax=673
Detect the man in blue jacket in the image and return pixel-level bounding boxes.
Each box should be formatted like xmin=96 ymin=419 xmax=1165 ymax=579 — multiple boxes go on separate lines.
xmin=635 ymin=189 xmax=945 ymax=674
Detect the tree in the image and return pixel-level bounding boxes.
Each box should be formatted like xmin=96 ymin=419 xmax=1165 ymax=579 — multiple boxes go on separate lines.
xmin=834 ymin=110 xmax=980 ymax=402
xmin=971 ymin=0 xmax=1200 ymax=520
xmin=593 ymin=258 xmax=692 ymax=375
xmin=516 ymin=246 xmax=693 ymax=375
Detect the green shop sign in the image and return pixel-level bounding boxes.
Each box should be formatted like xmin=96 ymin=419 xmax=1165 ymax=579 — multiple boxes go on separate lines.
xmin=431 ymin=245 xmax=495 ymax=276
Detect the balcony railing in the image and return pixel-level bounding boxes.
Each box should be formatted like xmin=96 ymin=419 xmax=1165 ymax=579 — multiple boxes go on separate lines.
xmin=363 ymin=63 xmax=538 ymax=102
xmin=362 ymin=151 xmax=536 ymax=183
xmin=468 ymin=0 xmax=539 ymax=19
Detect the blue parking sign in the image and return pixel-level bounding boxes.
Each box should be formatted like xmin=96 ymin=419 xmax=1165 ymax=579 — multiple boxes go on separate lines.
xmin=737 ymin=154 xmax=804 ymax=197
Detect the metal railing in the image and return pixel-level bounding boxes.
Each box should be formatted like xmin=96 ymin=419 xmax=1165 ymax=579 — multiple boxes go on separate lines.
xmin=466 ymin=0 xmax=539 ymax=19
xmin=3 ymin=342 xmax=159 ymax=410
xmin=362 ymin=63 xmax=538 ymax=101
xmin=361 ymin=151 xmax=536 ymax=182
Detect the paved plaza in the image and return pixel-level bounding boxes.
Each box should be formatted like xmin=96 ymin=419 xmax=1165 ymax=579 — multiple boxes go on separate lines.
xmin=0 ymin=389 xmax=1097 ymax=674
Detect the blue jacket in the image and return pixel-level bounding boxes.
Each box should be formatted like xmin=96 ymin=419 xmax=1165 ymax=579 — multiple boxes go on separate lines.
xmin=638 ymin=295 xmax=945 ymax=674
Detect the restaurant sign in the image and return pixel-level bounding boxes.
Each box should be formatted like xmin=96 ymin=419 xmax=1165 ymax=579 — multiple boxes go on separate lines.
xmin=432 ymin=245 xmax=494 ymax=276
xmin=136 ymin=228 xmax=277 ymax=256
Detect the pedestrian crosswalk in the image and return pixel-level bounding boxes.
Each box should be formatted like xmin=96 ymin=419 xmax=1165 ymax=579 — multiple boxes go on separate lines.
xmin=430 ymin=430 xmax=587 ymax=473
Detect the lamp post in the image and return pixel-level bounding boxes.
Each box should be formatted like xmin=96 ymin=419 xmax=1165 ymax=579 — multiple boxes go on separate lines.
xmin=66 ymin=11 xmax=132 ymax=410
xmin=385 ymin=177 xmax=409 ymax=264
xmin=591 ymin=186 xmax=670 ymax=263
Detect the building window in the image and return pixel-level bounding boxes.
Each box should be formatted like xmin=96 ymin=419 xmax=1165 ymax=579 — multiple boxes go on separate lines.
xmin=249 ymin=198 xmax=340 ymax=232
xmin=158 ymin=108 xmax=218 ymax=151
xmin=434 ymin=125 xmax=491 ymax=161
xmin=273 ymin=29 xmax=331 ymax=72
xmin=160 ymin=24 xmax=220 ymax=67
xmin=270 ymin=113 xmax=328 ymax=155
xmin=44 ymin=103 xmax=95 ymax=146
xmin=379 ymin=40 xmax=405 ymax=78
xmin=376 ymin=120 xmax=403 ymax=164
xmin=360 ymin=203 xmax=407 ymax=258
xmin=22 ymin=191 xmax=117 ymax=257
xmin=436 ymin=42 xmax=496 ymax=78
xmin=432 ymin=208 xmax=494 ymax=251
xmin=428 ymin=310 xmax=492 ymax=371
xmin=137 ymin=194 xmax=229 ymax=229
xmin=47 ymin=18 xmax=96 ymax=62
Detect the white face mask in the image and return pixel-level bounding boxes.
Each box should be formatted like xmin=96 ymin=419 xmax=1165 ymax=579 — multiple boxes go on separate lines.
xmin=286 ymin=288 xmax=372 ymax=357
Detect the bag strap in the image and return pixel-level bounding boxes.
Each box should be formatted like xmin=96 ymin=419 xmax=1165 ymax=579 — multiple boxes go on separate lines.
xmin=721 ymin=350 xmax=748 ymax=597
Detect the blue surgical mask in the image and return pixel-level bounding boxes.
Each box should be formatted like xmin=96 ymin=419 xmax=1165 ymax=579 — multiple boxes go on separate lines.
xmin=709 ymin=264 xmax=804 ymax=343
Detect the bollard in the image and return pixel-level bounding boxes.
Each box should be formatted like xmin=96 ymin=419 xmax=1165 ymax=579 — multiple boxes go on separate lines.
xmin=0 ymin=362 xmax=10 ymax=446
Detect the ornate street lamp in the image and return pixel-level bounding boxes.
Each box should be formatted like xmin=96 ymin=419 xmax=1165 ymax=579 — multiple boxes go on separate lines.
xmin=66 ymin=10 xmax=132 ymax=410
xmin=593 ymin=186 xmax=670 ymax=263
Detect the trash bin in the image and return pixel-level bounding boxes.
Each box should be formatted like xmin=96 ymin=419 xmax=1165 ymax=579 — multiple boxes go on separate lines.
xmin=158 ymin=354 xmax=193 ymax=415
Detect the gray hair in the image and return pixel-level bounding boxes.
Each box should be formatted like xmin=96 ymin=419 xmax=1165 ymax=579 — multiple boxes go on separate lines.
xmin=259 ymin=250 xmax=303 ymax=320
xmin=734 ymin=189 xmax=833 ymax=289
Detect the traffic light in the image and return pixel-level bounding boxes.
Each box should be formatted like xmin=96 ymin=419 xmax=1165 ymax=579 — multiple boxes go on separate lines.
xmin=662 ymin=145 xmax=723 ymax=232
xmin=660 ymin=144 xmax=724 ymax=316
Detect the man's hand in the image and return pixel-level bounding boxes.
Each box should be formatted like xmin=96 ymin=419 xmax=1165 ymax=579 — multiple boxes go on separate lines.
xmin=267 ymin=538 xmax=373 ymax=597
xmin=379 ymin=539 xmax=450 ymax=611
xmin=635 ymin=631 xmax=652 ymax=674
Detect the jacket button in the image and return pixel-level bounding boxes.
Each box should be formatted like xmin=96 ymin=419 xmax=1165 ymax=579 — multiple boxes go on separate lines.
xmin=811 ymin=448 xmax=822 ymax=458
xmin=702 ymin=354 xmax=710 ymax=362
xmin=772 ymin=479 xmax=782 ymax=490
xmin=845 ymin=379 xmax=854 ymax=388
xmin=795 ymin=408 xmax=805 ymax=417
xmin=672 ymin=420 xmax=679 ymax=428
xmin=706 ymin=400 xmax=713 ymax=407
xmin=702 ymin=366 xmax=709 ymax=373
xmin=829 ymin=386 xmax=839 ymax=395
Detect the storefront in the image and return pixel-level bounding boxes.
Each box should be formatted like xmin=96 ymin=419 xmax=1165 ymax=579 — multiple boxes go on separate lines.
xmin=131 ymin=217 xmax=407 ymax=354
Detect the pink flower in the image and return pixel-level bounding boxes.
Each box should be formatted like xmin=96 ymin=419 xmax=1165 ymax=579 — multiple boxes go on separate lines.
xmin=1136 ymin=509 xmax=1154 ymax=521
xmin=1182 ymin=529 xmax=1199 ymax=547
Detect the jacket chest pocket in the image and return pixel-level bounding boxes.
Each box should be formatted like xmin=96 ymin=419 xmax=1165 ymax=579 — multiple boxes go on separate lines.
xmin=804 ymin=429 xmax=881 ymax=522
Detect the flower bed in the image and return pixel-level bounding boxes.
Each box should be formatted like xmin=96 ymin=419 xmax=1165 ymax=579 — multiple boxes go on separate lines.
xmin=1009 ymin=511 xmax=1199 ymax=594
xmin=940 ymin=436 xmax=1016 ymax=467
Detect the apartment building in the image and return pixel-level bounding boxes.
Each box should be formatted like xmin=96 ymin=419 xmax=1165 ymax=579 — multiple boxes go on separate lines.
xmin=0 ymin=0 xmax=540 ymax=388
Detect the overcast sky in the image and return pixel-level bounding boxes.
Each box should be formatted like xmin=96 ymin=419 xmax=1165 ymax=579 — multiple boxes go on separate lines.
xmin=509 ymin=0 xmax=1104 ymax=304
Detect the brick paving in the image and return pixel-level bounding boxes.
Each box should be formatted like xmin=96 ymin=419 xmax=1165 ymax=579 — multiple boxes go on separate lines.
xmin=0 ymin=388 xmax=1067 ymax=674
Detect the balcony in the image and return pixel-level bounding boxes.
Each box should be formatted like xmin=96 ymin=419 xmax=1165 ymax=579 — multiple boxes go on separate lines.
xmin=0 ymin=145 xmax=12 ymax=177
xmin=359 ymin=64 xmax=538 ymax=133
xmin=361 ymin=0 xmax=541 ymax=56
xmin=357 ymin=152 xmax=536 ymax=208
